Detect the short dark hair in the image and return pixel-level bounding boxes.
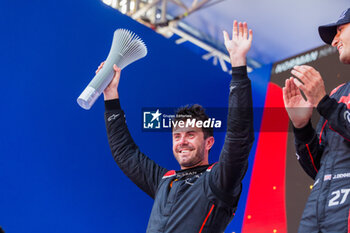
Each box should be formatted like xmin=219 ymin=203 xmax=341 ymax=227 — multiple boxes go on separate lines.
xmin=173 ymin=104 xmax=213 ymax=139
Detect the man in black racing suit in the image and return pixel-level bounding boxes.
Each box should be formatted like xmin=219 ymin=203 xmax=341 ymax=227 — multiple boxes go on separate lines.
xmin=283 ymin=8 xmax=350 ymax=233
xmin=102 ymin=20 xmax=254 ymax=233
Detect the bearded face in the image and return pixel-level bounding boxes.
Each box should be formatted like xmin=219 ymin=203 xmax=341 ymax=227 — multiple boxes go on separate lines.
xmin=172 ymin=126 xmax=212 ymax=169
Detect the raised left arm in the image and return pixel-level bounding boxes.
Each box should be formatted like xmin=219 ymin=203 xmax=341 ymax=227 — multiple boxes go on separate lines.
xmin=209 ymin=21 xmax=254 ymax=202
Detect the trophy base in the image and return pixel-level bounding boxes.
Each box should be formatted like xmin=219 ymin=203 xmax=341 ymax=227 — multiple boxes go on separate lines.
xmin=77 ymin=86 xmax=100 ymax=110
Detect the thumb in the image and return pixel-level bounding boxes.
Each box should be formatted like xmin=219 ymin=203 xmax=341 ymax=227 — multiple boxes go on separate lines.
xmin=223 ymin=30 xmax=230 ymax=42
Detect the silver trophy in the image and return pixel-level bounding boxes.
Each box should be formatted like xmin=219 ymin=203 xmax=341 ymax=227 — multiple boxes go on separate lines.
xmin=77 ymin=29 xmax=147 ymax=110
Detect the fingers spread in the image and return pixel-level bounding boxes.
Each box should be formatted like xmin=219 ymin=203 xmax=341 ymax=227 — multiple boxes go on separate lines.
xmin=243 ymin=22 xmax=248 ymax=39
xmin=248 ymin=29 xmax=253 ymax=41
xmin=238 ymin=22 xmax=243 ymax=38
xmin=223 ymin=30 xmax=230 ymax=42
xmin=232 ymin=20 xmax=238 ymax=38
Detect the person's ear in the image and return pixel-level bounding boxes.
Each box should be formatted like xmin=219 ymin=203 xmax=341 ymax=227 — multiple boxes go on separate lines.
xmin=205 ymin=136 xmax=215 ymax=151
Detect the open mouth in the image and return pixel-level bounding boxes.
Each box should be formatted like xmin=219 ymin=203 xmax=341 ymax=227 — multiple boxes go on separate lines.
xmin=337 ymin=43 xmax=343 ymax=53
xmin=180 ymin=150 xmax=191 ymax=154
xmin=178 ymin=148 xmax=194 ymax=154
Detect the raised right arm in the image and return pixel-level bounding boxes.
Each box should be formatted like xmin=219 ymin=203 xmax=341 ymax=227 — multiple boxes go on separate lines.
xmin=103 ymin=64 xmax=168 ymax=198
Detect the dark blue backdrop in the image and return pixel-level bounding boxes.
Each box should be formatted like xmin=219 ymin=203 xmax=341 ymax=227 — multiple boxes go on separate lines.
xmin=0 ymin=1 xmax=271 ymax=232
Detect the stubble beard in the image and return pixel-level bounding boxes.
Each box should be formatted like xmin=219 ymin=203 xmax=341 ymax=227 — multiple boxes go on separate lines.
xmin=177 ymin=144 xmax=205 ymax=169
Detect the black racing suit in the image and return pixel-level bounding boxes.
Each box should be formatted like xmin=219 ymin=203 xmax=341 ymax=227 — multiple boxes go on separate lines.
xmin=293 ymin=82 xmax=350 ymax=233
xmin=104 ymin=66 xmax=254 ymax=233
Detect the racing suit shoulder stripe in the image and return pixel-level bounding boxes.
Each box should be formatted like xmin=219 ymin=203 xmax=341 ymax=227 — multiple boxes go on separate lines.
xmin=330 ymin=83 xmax=345 ymax=96
xmin=162 ymin=170 xmax=176 ymax=179
xmin=329 ymin=125 xmax=350 ymax=142
xmin=339 ymin=93 xmax=350 ymax=109
xmin=199 ymin=204 xmax=215 ymax=233
xmin=305 ymin=143 xmax=318 ymax=173
xmin=319 ymin=120 xmax=328 ymax=144
xmin=206 ymin=163 xmax=217 ymax=172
